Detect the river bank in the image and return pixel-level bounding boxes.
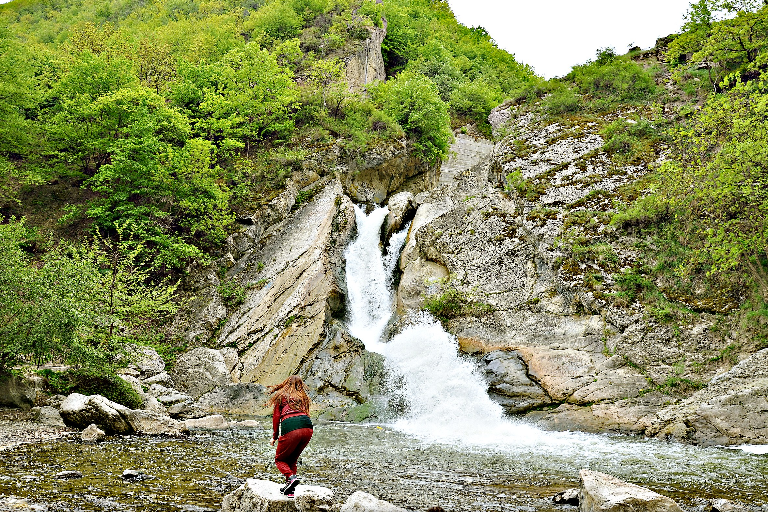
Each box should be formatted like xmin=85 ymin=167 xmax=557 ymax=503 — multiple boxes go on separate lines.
xmin=0 ymin=408 xmax=74 ymax=453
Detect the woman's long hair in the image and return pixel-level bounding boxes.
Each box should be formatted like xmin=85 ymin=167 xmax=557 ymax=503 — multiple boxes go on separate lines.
xmin=266 ymin=375 xmax=311 ymax=413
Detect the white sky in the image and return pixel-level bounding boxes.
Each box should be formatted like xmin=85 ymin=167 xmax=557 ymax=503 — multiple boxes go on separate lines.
xmin=448 ymin=0 xmax=694 ymax=78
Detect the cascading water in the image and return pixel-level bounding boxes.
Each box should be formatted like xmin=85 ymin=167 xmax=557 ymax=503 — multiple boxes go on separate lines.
xmin=343 ymin=205 xmax=768 ymax=478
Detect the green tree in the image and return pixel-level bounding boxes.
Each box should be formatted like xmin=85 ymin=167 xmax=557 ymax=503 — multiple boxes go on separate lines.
xmin=371 ymin=70 xmax=452 ymax=164
xmin=656 ymin=76 xmax=768 ymax=300
xmin=197 ymin=43 xmax=300 ymax=153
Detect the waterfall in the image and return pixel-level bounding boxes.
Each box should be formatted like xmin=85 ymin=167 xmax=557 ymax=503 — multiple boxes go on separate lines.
xmin=345 ymin=205 xmax=548 ymax=448
xmin=343 ymin=205 xmax=767 ymax=461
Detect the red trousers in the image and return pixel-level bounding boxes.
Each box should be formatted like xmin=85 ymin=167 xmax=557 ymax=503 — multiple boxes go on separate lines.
xmin=274 ymin=427 xmax=313 ymax=478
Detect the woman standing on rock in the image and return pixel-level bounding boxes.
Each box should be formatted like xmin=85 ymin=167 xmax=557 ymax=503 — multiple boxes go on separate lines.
xmin=267 ymin=375 xmax=313 ymax=497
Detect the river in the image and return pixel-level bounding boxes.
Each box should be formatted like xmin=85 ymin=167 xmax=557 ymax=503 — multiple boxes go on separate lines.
xmin=0 ymin=205 xmax=766 ymax=511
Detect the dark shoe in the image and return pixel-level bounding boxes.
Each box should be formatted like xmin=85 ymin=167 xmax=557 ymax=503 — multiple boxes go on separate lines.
xmin=280 ymin=474 xmax=300 ymax=495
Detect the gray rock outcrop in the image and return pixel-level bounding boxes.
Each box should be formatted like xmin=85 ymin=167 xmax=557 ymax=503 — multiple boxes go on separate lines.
xmin=579 ymin=470 xmax=683 ymax=512
xmin=482 ymin=351 xmax=552 ymax=413
xmin=221 ymin=479 xmax=333 ymax=512
xmin=648 ymin=348 xmax=768 ymax=445
xmin=215 ymin=181 xmax=356 ymax=388
xmin=340 ymin=491 xmax=407 ymax=512
xmin=388 ymin=102 xmax=768 ymax=445
xmin=345 ymin=24 xmax=386 ymax=91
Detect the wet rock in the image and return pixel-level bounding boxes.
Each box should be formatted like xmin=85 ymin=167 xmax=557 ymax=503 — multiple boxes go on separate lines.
xmin=482 ymin=351 xmax=553 ymax=413
xmin=183 ymin=414 xmax=229 ymax=430
xmin=340 ymin=491 xmax=407 ymax=512
xmin=553 ymin=488 xmax=579 ymax=505
xmin=81 ymin=423 xmax=106 ymax=442
xmin=302 ymin=321 xmax=386 ymax=407
xmin=221 ymin=479 xmax=333 ymax=512
xmin=172 ymin=348 xmax=230 ymax=400
xmin=384 ymin=192 xmax=415 ymax=241
xmin=579 ymin=470 xmax=683 ymax=512
xmin=61 ymin=394 xmax=132 ymax=434
xmin=32 ymin=406 xmax=66 ymax=427
xmin=122 ymin=469 xmax=152 ymax=482
xmin=55 ymin=471 xmax=83 ymax=480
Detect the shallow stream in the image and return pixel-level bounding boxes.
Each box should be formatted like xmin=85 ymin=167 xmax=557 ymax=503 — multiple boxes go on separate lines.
xmin=1 ymin=206 xmax=767 ymax=511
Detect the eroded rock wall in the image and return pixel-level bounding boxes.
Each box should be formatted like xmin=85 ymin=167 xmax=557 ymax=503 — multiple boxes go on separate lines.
xmin=395 ymin=110 xmax=766 ymax=446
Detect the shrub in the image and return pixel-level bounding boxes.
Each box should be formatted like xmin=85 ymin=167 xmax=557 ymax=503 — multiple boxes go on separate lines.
xmin=542 ymin=83 xmax=581 ymax=114
xmin=423 ymin=281 xmax=494 ymax=323
xmin=370 ymin=71 xmax=452 ymax=164
xmin=449 ymin=79 xmax=503 ymax=128
xmin=567 ymin=49 xmax=657 ymax=104
xmin=41 ymin=368 xmax=144 ymax=409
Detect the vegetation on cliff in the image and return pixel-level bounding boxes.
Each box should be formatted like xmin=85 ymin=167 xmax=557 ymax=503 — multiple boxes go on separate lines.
xmin=501 ymin=0 xmax=768 ymax=359
xmin=0 ymin=0 xmax=532 ymax=389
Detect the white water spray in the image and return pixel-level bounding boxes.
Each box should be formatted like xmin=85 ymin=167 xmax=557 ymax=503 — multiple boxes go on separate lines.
xmin=345 ymin=205 xmax=552 ymax=449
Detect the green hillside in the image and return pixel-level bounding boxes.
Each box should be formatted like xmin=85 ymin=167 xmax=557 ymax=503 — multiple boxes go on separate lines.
xmin=0 ymin=0 xmax=533 ymax=395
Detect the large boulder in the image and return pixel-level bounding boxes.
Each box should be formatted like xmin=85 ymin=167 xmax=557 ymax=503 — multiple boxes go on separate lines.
xmin=59 ymin=393 xmax=187 ymax=436
xmin=60 ymin=393 xmax=133 ymax=434
xmin=579 ymin=470 xmax=683 ymax=512
xmin=172 ymin=348 xmax=230 ymax=399
xmin=340 ymin=491 xmax=407 ymax=512
xmin=221 ymin=479 xmax=333 ymax=512
xmin=0 ymin=374 xmax=41 ymax=410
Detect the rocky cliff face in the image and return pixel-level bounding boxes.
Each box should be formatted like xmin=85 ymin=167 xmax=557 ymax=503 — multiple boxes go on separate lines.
xmin=394 ymin=107 xmax=767 ymax=447
xmin=345 ymin=24 xmax=387 ymax=91
xmin=169 ymin=102 xmax=765 ymax=447
xmin=172 ymin=139 xmax=438 ymax=413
